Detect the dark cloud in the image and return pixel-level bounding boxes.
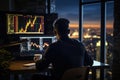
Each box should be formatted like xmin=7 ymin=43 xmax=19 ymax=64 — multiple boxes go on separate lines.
xmin=83 ymin=0 xmax=100 ymax=2
xmin=58 ymin=13 xmax=79 ymax=22
xmin=56 ymin=0 xmax=79 ymax=9
xmin=106 ymin=1 xmax=114 ymax=22
xmin=56 ymin=0 xmax=79 ymax=22
xmin=83 ymin=2 xmax=114 ymax=22
xmin=83 ymin=3 xmax=101 ymax=22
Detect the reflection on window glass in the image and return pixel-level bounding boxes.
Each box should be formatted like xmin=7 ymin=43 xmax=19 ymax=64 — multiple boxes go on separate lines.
xmin=83 ymin=3 xmax=101 ymax=61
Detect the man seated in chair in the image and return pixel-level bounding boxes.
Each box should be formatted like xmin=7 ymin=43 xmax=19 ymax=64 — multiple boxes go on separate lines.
xmin=34 ymin=18 xmax=93 ymax=80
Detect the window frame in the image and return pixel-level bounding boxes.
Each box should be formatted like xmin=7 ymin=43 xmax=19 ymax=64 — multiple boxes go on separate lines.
xmin=79 ymin=0 xmax=114 ymax=80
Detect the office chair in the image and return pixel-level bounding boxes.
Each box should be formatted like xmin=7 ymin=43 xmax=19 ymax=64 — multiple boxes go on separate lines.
xmin=61 ymin=66 xmax=89 ymax=80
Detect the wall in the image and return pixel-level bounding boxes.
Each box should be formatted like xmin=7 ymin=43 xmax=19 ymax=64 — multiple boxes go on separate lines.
xmin=113 ymin=0 xmax=120 ymax=80
xmin=0 ymin=0 xmax=9 ymax=11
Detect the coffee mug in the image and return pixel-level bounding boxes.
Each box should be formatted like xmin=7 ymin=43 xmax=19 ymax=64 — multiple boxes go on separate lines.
xmin=33 ymin=54 xmax=42 ymax=62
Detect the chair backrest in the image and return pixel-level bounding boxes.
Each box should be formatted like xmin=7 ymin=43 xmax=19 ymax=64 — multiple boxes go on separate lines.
xmin=61 ymin=66 xmax=89 ymax=80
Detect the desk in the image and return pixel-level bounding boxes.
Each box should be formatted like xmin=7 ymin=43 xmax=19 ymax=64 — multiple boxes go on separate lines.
xmin=91 ymin=61 xmax=110 ymax=80
xmin=9 ymin=60 xmax=36 ymax=73
xmin=9 ymin=60 xmax=35 ymax=80
xmin=9 ymin=60 xmax=110 ymax=80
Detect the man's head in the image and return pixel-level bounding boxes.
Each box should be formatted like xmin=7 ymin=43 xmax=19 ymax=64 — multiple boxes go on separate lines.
xmin=53 ymin=18 xmax=70 ymax=38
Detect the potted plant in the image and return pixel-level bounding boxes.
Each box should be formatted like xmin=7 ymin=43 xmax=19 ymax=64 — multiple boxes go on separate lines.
xmin=0 ymin=49 xmax=12 ymax=79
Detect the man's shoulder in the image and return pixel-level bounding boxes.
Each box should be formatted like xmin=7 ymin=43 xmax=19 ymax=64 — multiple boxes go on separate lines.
xmin=49 ymin=40 xmax=60 ymax=47
xmin=71 ymin=39 xmax=86 ymax=49
xmin=71 ymin=39 xmax=83 ymax=44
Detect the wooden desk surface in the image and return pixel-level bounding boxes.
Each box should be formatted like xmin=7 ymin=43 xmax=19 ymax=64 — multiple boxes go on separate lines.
xmin=9 ymin=60 xmax=110 ymax=80
xmin=9 ymin=60 xmax=37 ymax=73
xmin=9 ymin=60 xmax=110 ymax=72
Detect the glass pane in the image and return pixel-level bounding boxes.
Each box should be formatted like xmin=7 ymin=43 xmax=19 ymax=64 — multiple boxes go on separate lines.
xmin=56 ymin=0 xmax=79 ymax=39
xmin=105 ymin=1 xmax=114 ymax=80
xmin=83 ymin=3 xmax=101 ymax=61
xmin=82 ymin=3 xmax=101 ymax=80
xmin=82 ymin=0 xmax=100 ymax=3
xmin=106 ymin=1 xmax=114 ymax=65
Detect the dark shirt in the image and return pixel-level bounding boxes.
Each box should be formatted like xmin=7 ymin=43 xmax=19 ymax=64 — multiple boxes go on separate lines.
xmin=36 ymin=38 xmax=93 ymax=80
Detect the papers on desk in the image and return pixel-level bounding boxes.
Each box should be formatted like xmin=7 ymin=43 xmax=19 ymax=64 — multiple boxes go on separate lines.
xmin=23 ymin=60 xmax=109 ymax=67
xmin=93 ymin=60 xmax=109 ymax=66
xmin=23 ymin=62 xmax=35 ymax=67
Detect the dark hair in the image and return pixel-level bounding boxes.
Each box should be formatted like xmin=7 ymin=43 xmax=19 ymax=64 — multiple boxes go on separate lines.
xmin=53 ymin=18 xmax=70 ymax=34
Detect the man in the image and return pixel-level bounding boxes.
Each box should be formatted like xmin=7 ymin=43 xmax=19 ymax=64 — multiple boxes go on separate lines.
xmin=35 ymin=18 xmax=93 ymax=80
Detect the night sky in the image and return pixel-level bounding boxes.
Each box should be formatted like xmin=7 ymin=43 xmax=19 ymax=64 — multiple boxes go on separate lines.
xmin=56 ymin=0 xmax=79 ymax=23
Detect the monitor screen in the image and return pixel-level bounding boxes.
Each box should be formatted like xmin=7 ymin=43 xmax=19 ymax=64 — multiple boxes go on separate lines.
xmin=7 ymin=13 xmax=44 ymax=34
xmin=19 ymin=36 xmax=56 ymax=57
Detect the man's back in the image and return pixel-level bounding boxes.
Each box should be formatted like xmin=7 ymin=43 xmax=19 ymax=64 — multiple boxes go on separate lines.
xmin=42 ymin=38 xmax=90 ymax=80
xmin=50 ymin=38 xmax=84 ymax=68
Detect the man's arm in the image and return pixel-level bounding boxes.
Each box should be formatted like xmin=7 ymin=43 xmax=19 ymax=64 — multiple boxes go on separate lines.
xmin=36 ymin=58 xmax=50 ymax=71
xmin=35 ymin=45 xmax=53 ymax=71
xmin=74 ymin=40 xmax=93 ymax=66
xmin=84 ymin=50 xmax=93 ymax=66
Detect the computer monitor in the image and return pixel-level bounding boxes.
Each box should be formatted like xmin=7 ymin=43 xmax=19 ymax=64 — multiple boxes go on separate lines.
xmin=19 ymin=36 xmax=56 ymax=57
xmin=6 ymin=13 xmax=44 ymax=35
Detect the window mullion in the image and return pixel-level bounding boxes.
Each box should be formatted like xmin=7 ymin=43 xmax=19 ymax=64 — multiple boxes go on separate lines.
xmin=79 ymin=0 xmax=83 ymax=41
xmin=100 ymin=0 xmax=106 ymax=80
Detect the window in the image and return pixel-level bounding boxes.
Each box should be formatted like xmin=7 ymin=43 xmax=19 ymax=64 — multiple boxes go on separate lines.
xmin=82 ymin=3 xmax=101 ymax=61
xmin=80 ymin=0 xmax=114 ymax=80
xmin=54 ymin=0 xmax=113 ymax=79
